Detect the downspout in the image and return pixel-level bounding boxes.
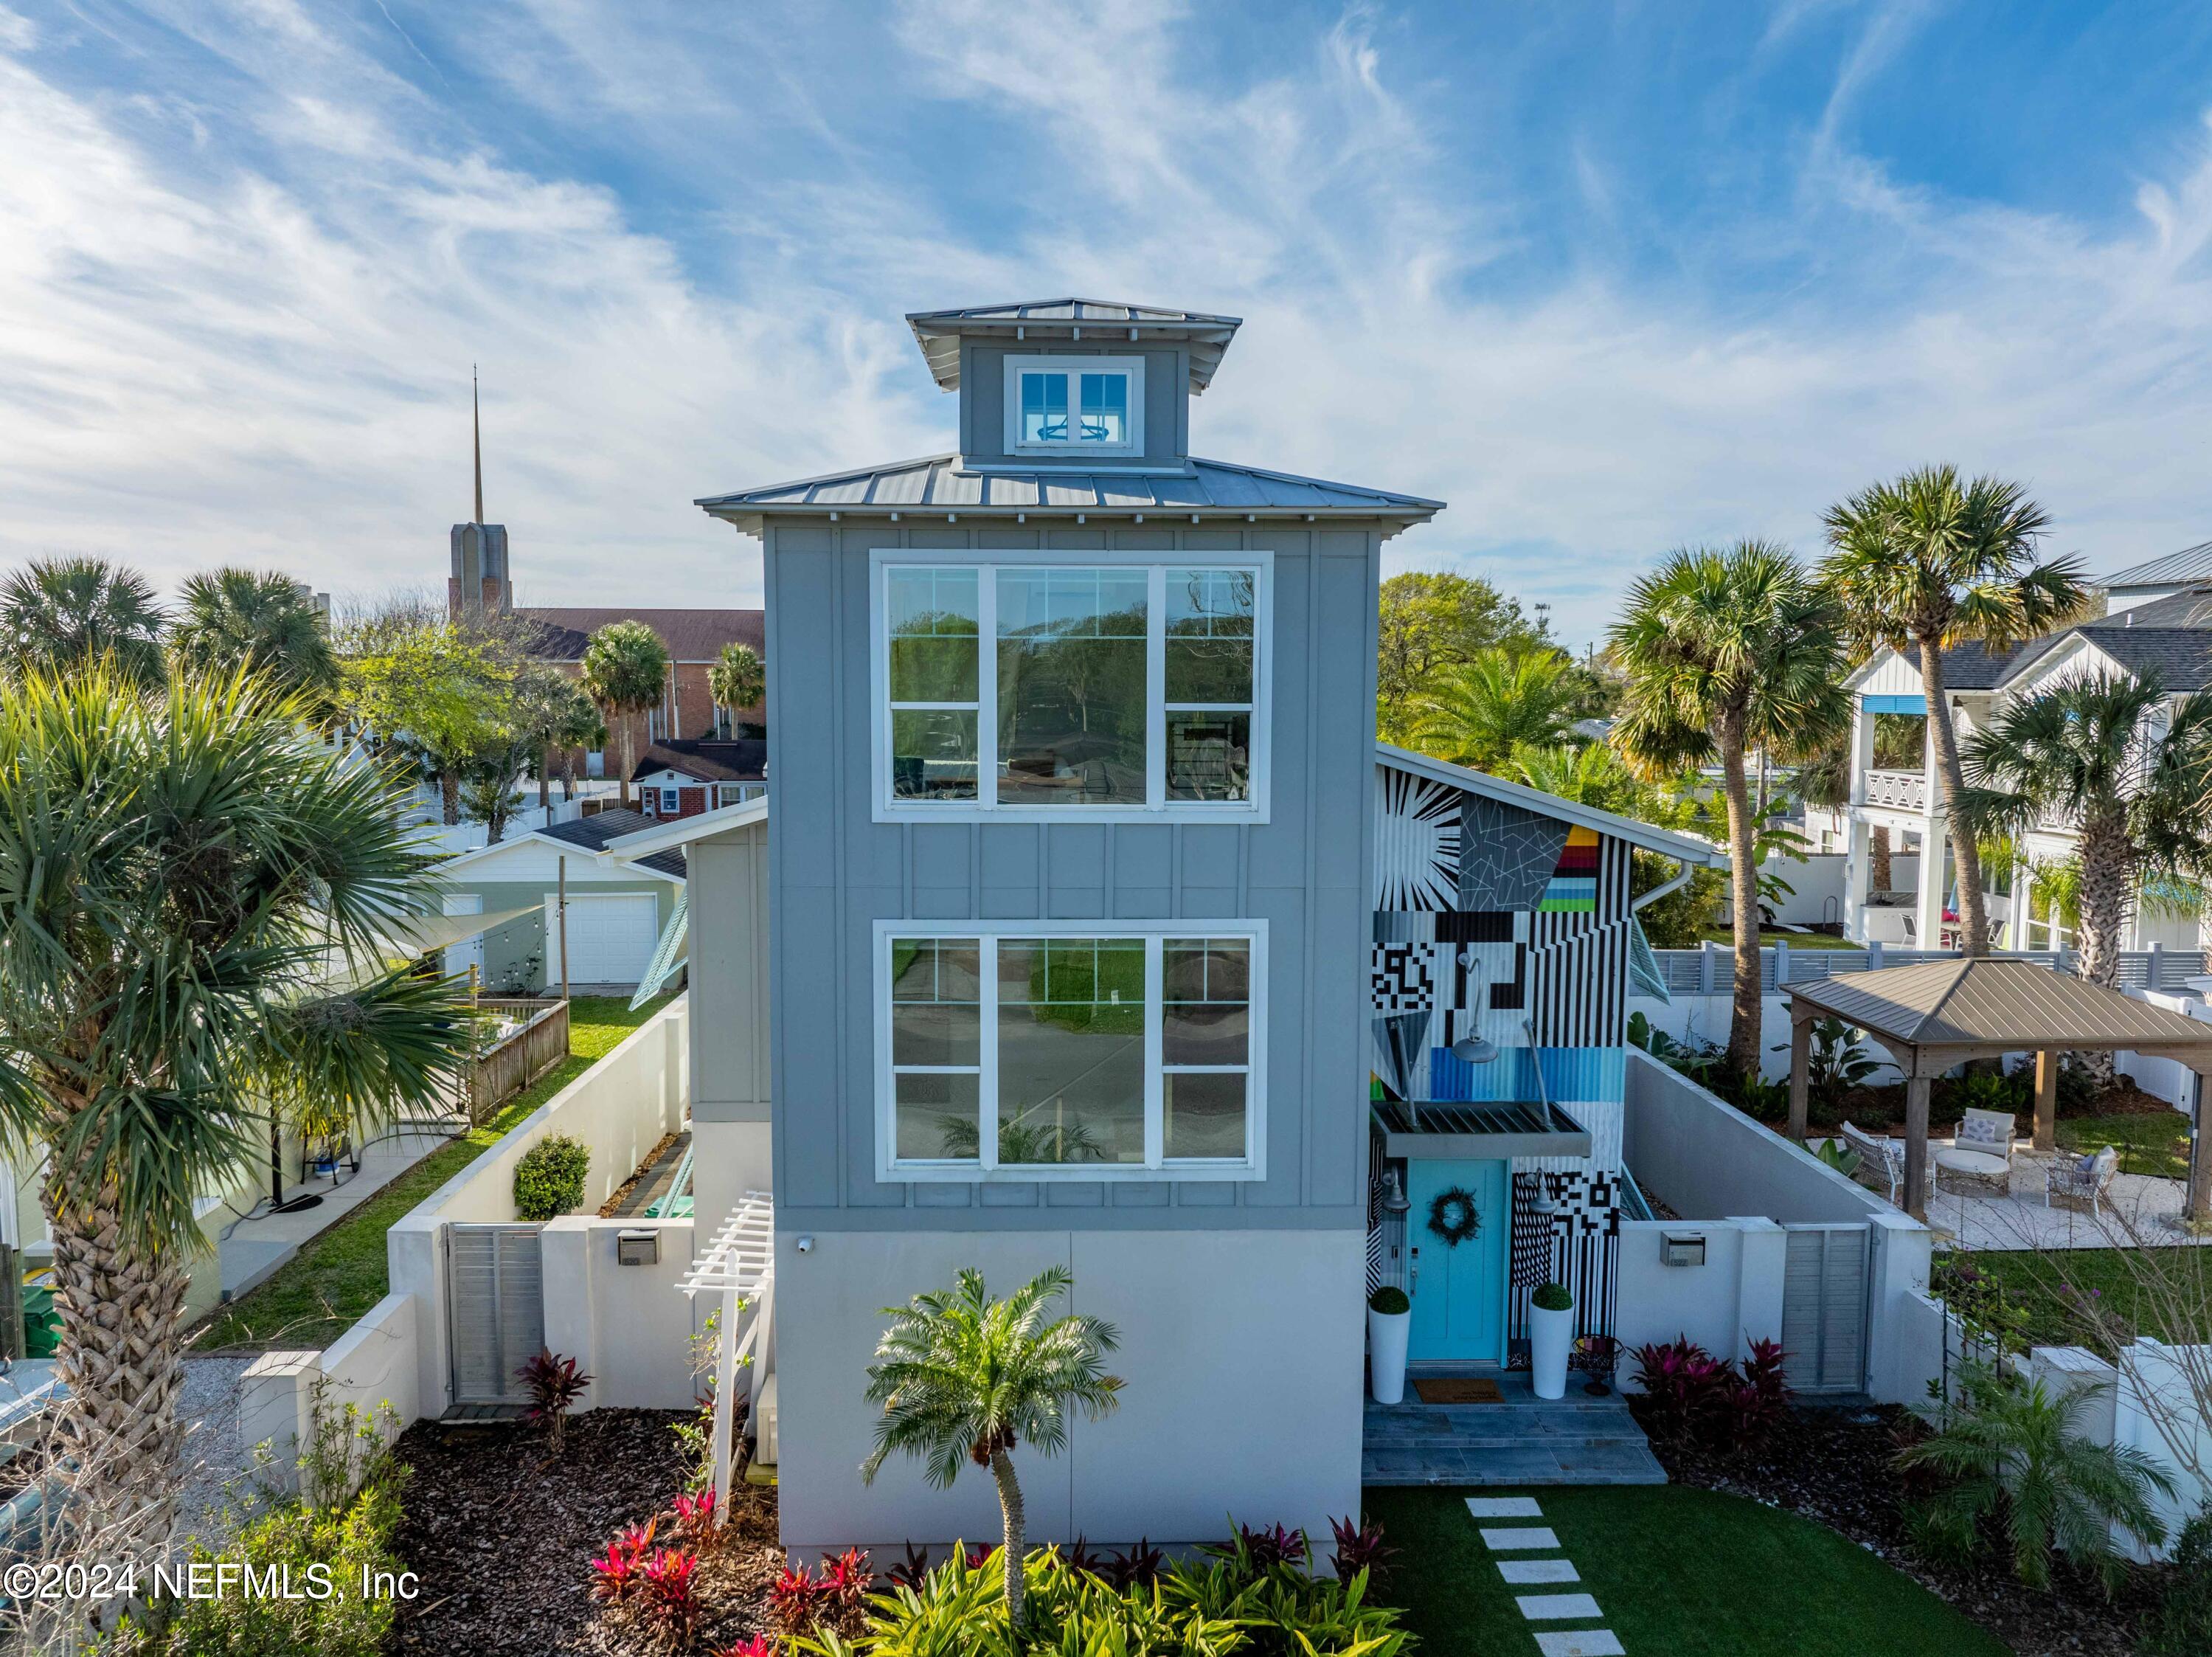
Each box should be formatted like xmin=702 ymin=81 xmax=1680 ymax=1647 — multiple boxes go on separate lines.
xmin=1631 ymin=854 xmax=1696 ymax=913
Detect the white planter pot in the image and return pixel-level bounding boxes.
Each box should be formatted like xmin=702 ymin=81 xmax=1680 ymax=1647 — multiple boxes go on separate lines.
xmin=1530 ymin=1303 xmax=1574 ymax=1400
xmin=1367 ymin=1308 xmax=1411 ymax=1405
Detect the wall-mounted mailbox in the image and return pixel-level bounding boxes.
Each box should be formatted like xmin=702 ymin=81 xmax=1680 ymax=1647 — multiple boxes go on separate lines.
xmin=617 ymin=1228 xmax=659 ymax=1267
xmin=1660 ymin=1232 xmax=1706 ymax=1268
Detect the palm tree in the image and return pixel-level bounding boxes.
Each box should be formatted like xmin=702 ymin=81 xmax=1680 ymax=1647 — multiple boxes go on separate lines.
xmin=0 ymin=666 xmax=465 ymax=1554
xmin=1405 ymin=646 xmax=1581 ymax=771
xmin=1897 ymin=1360 xmax=2171 ymax=1593
xmin=1612 ymin=542 xmax=1845 ymax=1080
xmin=1958 ymin=671 xmax=2212 ymax=1081
xmin=0 ymin=556 xmax=165 ymax=685
xmin=1509 ymin=740 xmax=1651 ymax=817
xmin=862 ymin=1266 xmax=1122 ymax=1622
xmin=1822 ymin=467 xmax=2090 ymax=954
xmin=579 ymin=621 xmax=669 ymax=809
xmin=708 ymin=641 xmax=765 ymax=736
xmin=168 ymin=567 xmax=338 ymax=704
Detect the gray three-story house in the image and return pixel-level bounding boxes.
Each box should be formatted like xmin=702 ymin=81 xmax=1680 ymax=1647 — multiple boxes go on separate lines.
xmin=693 ymin=300 xmax=1443 ymax=1551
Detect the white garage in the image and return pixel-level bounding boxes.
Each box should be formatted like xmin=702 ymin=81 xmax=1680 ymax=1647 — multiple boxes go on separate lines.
xmin=544 ymin=890 xmax=661 ymax=986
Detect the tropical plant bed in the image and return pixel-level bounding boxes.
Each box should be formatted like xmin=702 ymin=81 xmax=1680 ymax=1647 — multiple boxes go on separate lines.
xmin=1789 ymin=1073 xmax=2174 ymax=1135
xmin=1632 ymin=1397 xmax=2161 ymax=1656
xmin=388 ymin=1407 xmax=785 ymax=1656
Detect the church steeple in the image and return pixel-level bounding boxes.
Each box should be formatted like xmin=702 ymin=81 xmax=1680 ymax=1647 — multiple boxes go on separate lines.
xmin=450 ymin=366 xmax=512 ymax=617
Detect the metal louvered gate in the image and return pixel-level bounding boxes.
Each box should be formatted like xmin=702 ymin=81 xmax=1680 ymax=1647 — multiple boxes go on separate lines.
xmin=1781 ymin=1224 xmax=1871 ymax=1394
xmin=446 ymin=1224 xmax=544 ymax=1406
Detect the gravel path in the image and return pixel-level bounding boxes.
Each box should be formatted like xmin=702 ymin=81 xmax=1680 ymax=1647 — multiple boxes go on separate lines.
xmin=175 ymin=1355 xmax=257 ymax=1539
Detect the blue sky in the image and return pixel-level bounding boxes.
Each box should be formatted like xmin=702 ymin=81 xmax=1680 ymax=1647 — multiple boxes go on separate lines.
xmin=5 ymin=1 xmax=2212 ymax=645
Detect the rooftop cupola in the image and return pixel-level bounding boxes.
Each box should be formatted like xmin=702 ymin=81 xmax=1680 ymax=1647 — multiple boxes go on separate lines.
xmin=904 ymin=298 xmax=1242 ymax=472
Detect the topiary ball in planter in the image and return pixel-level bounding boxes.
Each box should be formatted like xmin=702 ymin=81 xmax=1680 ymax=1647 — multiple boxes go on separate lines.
xmin=1367 ymin=1286 xmax=1410 ymax=1316
xmin=1531 ymin=1281 xmax=1574 ymax=1313
xmin=513 ymin=1133 xmax=589 ymax=1221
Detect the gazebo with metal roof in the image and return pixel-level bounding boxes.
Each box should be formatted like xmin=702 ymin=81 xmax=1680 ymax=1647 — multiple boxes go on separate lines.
xmin=1783 ymin=958 xmax=2212 ymax=1222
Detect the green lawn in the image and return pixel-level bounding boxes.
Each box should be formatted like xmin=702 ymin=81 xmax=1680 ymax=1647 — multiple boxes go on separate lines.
xmin=1938 ymin=1247 xmax=2209 ymax=1352
xmin=2056 ymin=1110 xmax=2194 ymax=1179
xmin=191 ymin=994 xmax=670 ymax=1354
xmin=1365 ymin=1486 xmax=2011 ymax=1657
xmin=1693 ymin=927 xmax=1862 ymax=950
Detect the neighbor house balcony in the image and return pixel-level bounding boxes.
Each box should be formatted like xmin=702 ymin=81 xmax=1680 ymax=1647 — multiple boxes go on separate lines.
xmin=1862 ymin=769 xmax=1927 ymax=812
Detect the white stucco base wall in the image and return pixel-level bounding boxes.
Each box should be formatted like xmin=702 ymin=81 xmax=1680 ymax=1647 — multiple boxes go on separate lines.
xmin=772 ymin=1227 xmax=1366 ymax=1555
xmin=689 ymin=1119 xmax=774 ymax=1242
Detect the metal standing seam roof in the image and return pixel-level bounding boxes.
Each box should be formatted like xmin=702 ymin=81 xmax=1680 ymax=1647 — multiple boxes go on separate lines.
xmin=2103 ymin=539 xmax=2212 ymax=590
xmin=904 ymin=299 xmax=1244 ymax=392
xmin=696 ymin=454 xmax=1442 ymax=519
xmin=1786 ymin=958 xmax=2212 ymax=1053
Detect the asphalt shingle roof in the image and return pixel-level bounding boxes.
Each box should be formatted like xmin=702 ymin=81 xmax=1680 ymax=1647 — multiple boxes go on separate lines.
xmin=631 ymin=738 xmax=766 ymax=784
xmin=538 ymin=809 xmax=685 ymax=879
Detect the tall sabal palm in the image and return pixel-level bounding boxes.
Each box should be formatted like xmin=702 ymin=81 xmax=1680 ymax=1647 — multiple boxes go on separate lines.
xmin=1612 ymin=542 xmax=1845 ymax=1079
xmin=1406 ymin=646 xmax=1581 ymax=772
xmin=1822 ymin=467 xmax=2090 ymax=954
xmin=0 ymin=667 xmax=465 ymax=1554
xmin=0 ymin=556 xmax=165 ymax=685
xmin=708 ymin=641 xmax=765 ymax=735
xmin=1958 ymin=671 xmax=2212 ymax=1083
xmin=580 ymin=620 xmax=670 ymax=809
xmin=169 ymin=567 xmax=339 ymax=704
xmin=863 ymin=1266 xmax=1122 ymax=1622
xmin=1510 ymin=740 xmax=1651 ymax=817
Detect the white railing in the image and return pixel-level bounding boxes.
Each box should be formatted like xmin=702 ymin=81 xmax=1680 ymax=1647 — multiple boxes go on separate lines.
xmin=1648 ymin=943 xmax=2204 ymax=996
xmin=1862 ymin=769 xmax=1927 ymax=812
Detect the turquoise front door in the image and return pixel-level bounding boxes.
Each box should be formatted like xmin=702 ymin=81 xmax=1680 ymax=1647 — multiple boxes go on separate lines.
xmin=1405 ymin=1159 xmax=1508 ymax=1363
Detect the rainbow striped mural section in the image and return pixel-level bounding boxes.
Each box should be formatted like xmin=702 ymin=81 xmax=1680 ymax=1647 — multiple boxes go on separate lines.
xmin=1537 ymin=826 xmax=1600 ymax=913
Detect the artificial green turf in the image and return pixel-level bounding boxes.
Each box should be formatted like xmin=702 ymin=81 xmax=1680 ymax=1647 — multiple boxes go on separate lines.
xmin=1939 ymin=1246 xmax=2208 ymax=1352
xmin=1364 ymin=1485 xmax=2012 ymax=1657
xmin=190 ymin=995 xmax=670 ymax=1353
xmin=1694 ymin=927 xmax=1862 ymax=950
xmin=2055 ymin=1110 xmax=2194 ymax=1179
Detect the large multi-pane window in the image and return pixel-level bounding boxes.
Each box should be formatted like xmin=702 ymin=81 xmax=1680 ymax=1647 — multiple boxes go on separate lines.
xmin=879 ymin=925 xmax=1263 ymax=1179
xmin=1003 ymin=356 xmax=1143 ymax=452
xmin=878 ymin=557 xmax=1267 ymax=817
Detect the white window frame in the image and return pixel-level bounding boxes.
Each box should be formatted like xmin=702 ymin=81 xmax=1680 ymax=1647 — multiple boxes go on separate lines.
xmin=876 ymin=919 xmax=1266 ymax=1184
xmin=871 ymin=548 xmax=1272 ymax=824
xmin=1002 ymin=354 xmax=1145 ymax=455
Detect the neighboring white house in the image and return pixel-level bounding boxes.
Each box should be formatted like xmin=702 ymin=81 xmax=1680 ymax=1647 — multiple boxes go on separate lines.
xmin=1837 ymin=556 xmax=2212 ymax=952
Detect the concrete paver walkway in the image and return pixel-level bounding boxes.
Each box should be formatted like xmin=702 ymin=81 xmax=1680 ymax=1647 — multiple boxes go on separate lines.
xmin=1474 ymin=1495 xmax=1623 ymax=1657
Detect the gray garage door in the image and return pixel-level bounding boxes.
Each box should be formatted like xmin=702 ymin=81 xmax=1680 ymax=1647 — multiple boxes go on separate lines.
xmin=446 ymin=1223 xmax=544 ymax=1406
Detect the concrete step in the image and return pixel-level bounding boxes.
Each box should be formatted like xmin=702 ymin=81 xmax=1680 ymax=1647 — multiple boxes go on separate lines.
xmin=1362 ymin=1440 xmax=1668 ymax=1488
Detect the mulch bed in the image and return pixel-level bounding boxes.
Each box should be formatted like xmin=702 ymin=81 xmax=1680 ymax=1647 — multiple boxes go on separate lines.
xmin=390 ymin=1408 xmax=785 ymax=1656
xmin=1816 ymin=1076 xmax=2174 ymax=1136
xmin=1632 ymin=1397 xmax=2166 ymax=1657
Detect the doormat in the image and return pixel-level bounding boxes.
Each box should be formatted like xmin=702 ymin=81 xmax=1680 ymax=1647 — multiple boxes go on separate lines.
xmin=1412 ymin=1377 xmax=1503 ymax=1404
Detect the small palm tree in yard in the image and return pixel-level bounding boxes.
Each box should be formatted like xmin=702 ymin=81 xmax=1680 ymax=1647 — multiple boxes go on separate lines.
xmin=708 ymin=640 xmax=765 ymax=733
xmin=1611 ymin=541 xmax=1845 ymax=1082
xmin=580 ymin=620 xmax=670 ymax=809
xmin=1899 ymin=1360 xmax=2172 ymax=1593
xmin=863 ymin=1266 xmax=1122 ymax=1622
xmin=0 ymin=666 xmax=468 ymax=1558
xmin=0 ymin=555 xmax=167 ymax=686
xmin=1822 ymin=466 xmax=2090 ymax=955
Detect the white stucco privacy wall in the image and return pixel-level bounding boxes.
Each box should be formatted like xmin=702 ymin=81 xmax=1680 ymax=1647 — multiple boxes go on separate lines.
xmin=772 ymin=1228 xmax=1365 ymax=1554
xmin=541 ymin=1214 xmax=704 ymax=1410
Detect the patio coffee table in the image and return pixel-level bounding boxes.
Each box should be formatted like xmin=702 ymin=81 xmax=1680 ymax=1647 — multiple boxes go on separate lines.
xmin=1935 ymin=1147 xmax=2011 ymax=1197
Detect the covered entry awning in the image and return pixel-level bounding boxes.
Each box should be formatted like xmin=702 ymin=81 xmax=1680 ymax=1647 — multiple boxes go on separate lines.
xmin=1371 ymin=1097 xmax=1592 ymax=1160
xmin=1784 ymin=958 xmax=2212 ymax=1222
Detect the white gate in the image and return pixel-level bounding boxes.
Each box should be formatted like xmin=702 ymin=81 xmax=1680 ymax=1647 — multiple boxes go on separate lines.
xmin=446 ymin=1223 xmax=544 ymax=1406
xmin=1782 ymin=1223 xmax=1871 ymax=1394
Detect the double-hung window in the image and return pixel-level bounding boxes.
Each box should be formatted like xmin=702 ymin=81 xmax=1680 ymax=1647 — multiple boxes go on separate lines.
xmin=1004 ymin=355 xmax=1143 ymax=454
xmin=878 ymin=554 xmax=1268 ymax=819
xmin=880 ymin=922 xmax=1263 ymax=1180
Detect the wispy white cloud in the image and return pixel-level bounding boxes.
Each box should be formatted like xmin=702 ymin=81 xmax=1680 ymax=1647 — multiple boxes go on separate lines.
xmin=1 ymin=0 xmax=2211 ymax=647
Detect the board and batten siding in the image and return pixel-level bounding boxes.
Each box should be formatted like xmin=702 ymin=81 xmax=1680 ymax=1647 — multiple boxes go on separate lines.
xmin=955 ymin=342 xmax=1190 ymax=470
xmin=761 ymin=515 xmax=1385 ymax=1232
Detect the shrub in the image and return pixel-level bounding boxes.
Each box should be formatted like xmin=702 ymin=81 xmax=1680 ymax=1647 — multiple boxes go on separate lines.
xmin=1330 ymin=1514 xmax=1395 ymax=1584
xmin=513 ymin=1132 xmax=589 ymax=1220
xmin=672 ymin=1485 xmax=718 ymax=1540
xmin=796 ymin=1542 xmax=1411 ymax=1657
xmin=108 ymin=1451 xmax=409 ymax=1656
xmin=2140 ymin=1505 xmax=2212 ymax=1654
xmin=1532 ymin=1282 xmax=1573 ymax=1313
xmin=639 ymin=1546 xmax=701 ymax=1640
xmin=1367 ymin=1285 xmax=1410 ymax=1315
xmin=591 ymin=1519 xmax=657 ymax=1604
xmin=519 ymin=1347 xmax=591 ymax=1453
xmin=1631 ymin=1335 xmax=1790 ymax=1452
